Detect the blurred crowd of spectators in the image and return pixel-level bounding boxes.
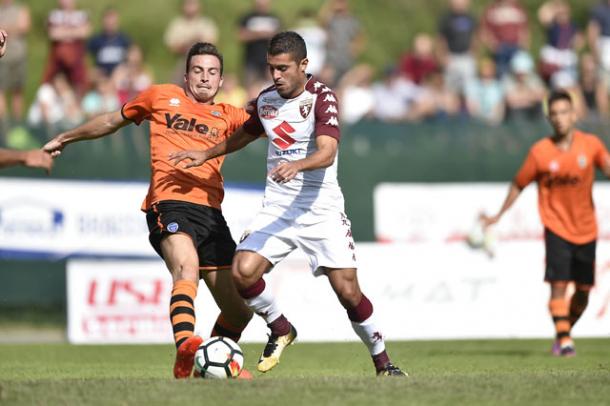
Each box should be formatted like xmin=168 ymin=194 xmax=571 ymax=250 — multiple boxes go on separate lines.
xmin=339 ymin=0 xmax=610 ymax=125
xmin=1 ymin=0 xmax=610 ymax=151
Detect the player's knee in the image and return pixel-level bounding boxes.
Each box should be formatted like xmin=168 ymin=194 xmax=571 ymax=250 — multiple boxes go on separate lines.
xmin=231 ymin=255 xmax=254 ymax=289
xmin=335 ymin=283 xmax=362 ymax=309
xmin=169 ymin=261 xmax=199 ymax=282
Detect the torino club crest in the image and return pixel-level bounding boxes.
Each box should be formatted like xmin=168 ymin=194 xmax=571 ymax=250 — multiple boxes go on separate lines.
xmin=299 ymin=98 xmax=313 ymax=118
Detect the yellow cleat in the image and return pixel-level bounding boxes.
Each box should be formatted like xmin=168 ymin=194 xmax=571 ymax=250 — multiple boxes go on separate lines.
xmin=257 ymin=325 xmax=297 ymax=373
xmin=376 ymin=362 xmax=408 ymax=377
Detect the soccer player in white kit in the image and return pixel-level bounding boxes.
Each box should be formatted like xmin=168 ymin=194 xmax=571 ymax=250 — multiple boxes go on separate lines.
xmin=170 ymin=31 xmax=406 ymax=377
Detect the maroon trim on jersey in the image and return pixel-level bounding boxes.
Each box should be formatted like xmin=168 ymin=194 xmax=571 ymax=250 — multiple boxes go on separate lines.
xmin=308 ymin=77 xmax=341 ymax=141
xmin=347 ymin=294 xmax=374 ymax=322
xmin=242 ymin=85 xmax=276 ymax=137
xmin=238 ymin=278 xmax=266 ymax=299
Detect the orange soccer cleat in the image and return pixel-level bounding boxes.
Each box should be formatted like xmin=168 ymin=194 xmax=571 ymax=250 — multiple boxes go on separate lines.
xmin=237 ymin=368 xmax=253 ymax=380
xmin=173 ymin=335 xmax=203 ymax=379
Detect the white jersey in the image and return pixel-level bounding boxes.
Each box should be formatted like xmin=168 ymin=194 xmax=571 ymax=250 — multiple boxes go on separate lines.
xmin=243 ymin=75 xmax=345 ymax=211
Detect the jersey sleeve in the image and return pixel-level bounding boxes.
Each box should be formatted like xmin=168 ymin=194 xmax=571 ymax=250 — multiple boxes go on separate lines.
xmin=228 ymin=106 xmax=251 ymax=133
xmin=593 ymin=136 xmax=610 ymax=169
xmin=314 ymin=89 xmax=340 ymax=140
xmin=121 ymin=86 xmax=157 ymax=125
xmin=242 ymin=97 xmax=265 ymax=136
xmin=514 ymin=149 xmax=537 ymax=189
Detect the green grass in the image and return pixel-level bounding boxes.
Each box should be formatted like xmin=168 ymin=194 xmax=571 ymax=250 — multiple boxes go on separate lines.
xmin=1 ymin=339 xmax=609 ymax=405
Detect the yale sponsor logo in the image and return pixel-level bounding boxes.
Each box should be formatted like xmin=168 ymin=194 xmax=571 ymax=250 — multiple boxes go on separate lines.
xmin=165 ymin=113 xmax=218 ymax=136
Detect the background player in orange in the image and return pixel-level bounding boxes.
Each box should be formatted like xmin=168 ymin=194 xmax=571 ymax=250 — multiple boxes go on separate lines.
xmin=483 ymin=90 xmax=610 ymax=356
xmin=0 ymin=27 xmax=53 ymax=172
xmin=43 ymin=42 xmax=253 ymax=378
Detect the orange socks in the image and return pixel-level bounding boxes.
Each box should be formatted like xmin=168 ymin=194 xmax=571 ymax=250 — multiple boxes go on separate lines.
xmin=211 ymin=313 xmax=245 ymax=343
xmin=549 ymin=298 xmax=571 ymax=345
xmin=169 ymin=280 xmax=198 ymax=348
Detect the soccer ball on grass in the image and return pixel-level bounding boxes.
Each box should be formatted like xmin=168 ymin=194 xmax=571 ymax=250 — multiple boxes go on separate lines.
xmin=194 ymin=336 xmax=244 ymax=379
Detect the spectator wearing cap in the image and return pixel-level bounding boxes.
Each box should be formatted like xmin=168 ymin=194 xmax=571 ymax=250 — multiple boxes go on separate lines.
xmin=502 ymin=50 xmax=546 ymax=120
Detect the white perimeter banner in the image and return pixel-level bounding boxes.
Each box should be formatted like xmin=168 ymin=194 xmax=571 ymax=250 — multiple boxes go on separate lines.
xmin=67 ymin=241 xmax=610 ymax=343
xmin=374 ymin=182 xmax=610 ymax=243
xmin=0 ymin=178 xmax=263 ymax=258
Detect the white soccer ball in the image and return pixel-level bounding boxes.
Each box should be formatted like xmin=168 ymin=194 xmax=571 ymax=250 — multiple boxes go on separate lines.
xmin=194 ymin=336 xmax=244 ymax=379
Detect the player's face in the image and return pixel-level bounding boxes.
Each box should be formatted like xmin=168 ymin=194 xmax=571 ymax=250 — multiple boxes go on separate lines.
xmin=267 ymin=52 xmax=308 ymax=99
xmin=548 ymin=99 xmax=576 ymax=136
xmin=184 ymin=54 xmax=223 ymax=104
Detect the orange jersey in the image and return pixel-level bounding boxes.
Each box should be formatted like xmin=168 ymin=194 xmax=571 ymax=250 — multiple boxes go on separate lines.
xmin=514 ymin=130 xmax=610 ymax=244
xmin=121 ymin=84 xmax=249 ymax=211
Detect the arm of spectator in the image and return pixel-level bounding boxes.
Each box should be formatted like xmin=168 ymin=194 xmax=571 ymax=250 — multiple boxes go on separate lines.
xmin=596 ymin=78 xmax=609 ymax=117
xmin=43 ymin=111 xmax=130 ymax=157
xmin=435 ymin=35 xmax=449 ymax=67
xmin=17 ymin=6 xmax=31 ymax=35
xmin=490 ymin=99 xmax=506 ymax=125
xmin=0 ymin=148 xmax=53 ymax=173
xmin=350 ymin=30 xmax=366 ymax=59
xmin=318 ymin=1 xmax=334 ymax=28
xmin=49 ymin=22 xmax=91 ymax=42
xmin=572 ymin=31 xmax=585 ymax=52
xmin=518 ymin=24 xmax=531 ymax=50
xmin=237 ymin=26 xmax=275 ymax=42
xmin=587 ymin=20 xmax=601 ymax=63
xmin=479 ymin=11 xmax=497 ymax=51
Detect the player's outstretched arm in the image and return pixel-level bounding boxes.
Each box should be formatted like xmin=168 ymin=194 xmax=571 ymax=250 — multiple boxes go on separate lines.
xmin=0 ymin=148 xmax=53 ymax=173
xmin=269 ymin=135 xmax=337 ymax=183
xmin=482 ymin=182 xmax=523 ymax=228
xmin=43 ymin=111 xmax=131 ymax=157
xmin=169 ymin=127 xmax=259 ymax=169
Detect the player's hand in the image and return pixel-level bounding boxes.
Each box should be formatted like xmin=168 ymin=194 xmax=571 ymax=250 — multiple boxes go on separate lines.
xmin=169 ymin=150 xmax=209 ymax=169
xmin=269 ymin=161 xmax=301 ymax=183
xmin=24 ymin=149 xmax=54 ymax=174
xmin=0 ymin=29 xmax=7 ymax=58
xmin=43 ymin=136 xmax=66 ymax=158
xmin=480 ymin=213 xmax=500 ymax=229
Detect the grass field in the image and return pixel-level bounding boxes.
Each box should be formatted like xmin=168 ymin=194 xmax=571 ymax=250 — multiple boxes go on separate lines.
xmin=1 ymin=339 xmax=609 ymax=405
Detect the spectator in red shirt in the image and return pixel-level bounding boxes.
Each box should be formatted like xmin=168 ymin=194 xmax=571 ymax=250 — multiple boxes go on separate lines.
xmin=41 ymin=0 xmax=91 ymax=97
xmin=398 ymin=33 xmax=439 ymax=85
xmin=481 ymin=0 xmax=529 ymax=78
